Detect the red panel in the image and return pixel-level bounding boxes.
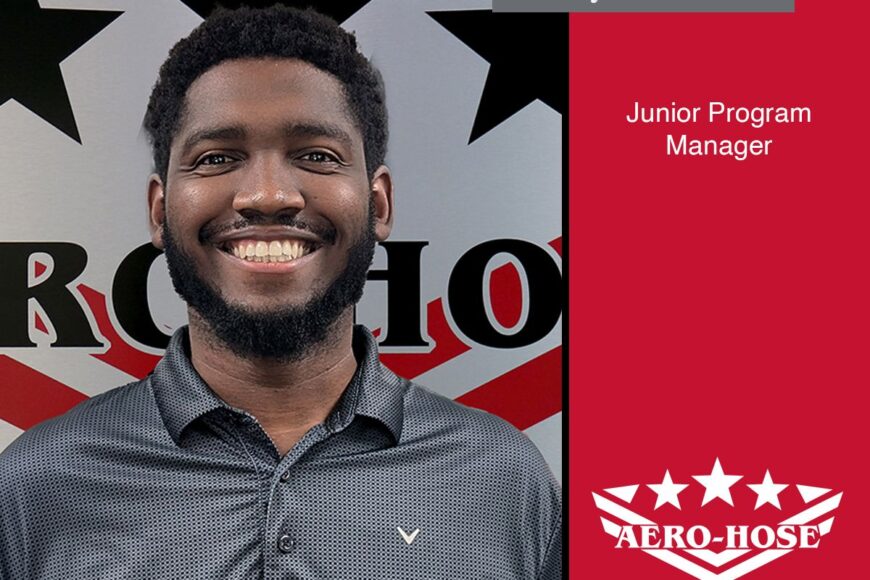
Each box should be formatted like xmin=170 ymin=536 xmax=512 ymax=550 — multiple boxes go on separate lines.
xmin=570 ymin=3 xmax=870 ymax=579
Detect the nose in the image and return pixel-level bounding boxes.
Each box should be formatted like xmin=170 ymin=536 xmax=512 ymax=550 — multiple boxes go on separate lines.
xmin=232 ymin=153 xmax=304 ymax=216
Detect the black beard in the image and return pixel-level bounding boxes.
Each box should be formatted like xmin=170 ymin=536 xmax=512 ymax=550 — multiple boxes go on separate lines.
xmin=161 ymin=207 xmax=376 ymax=362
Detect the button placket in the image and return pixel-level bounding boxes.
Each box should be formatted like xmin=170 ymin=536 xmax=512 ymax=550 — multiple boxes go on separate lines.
xmin=266 ymin=424 xmax=333 ymax=577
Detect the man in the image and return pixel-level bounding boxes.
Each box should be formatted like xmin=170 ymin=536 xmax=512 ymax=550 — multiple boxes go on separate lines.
xmin=0 ymin=6 xmax=561 ymax=579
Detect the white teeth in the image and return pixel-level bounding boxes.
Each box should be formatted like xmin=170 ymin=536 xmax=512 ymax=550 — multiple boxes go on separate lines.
xmin=255 ymin=241 xmax=268 ymax=257
xmin=226 ymin=239 xmax=311 ymax=263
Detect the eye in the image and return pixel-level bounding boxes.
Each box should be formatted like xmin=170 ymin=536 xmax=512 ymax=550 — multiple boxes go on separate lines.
xmin=196 ymin=153 xmax=233 ymax=166
xmin=299 ymin=151 xmax=339 ymax=164
xmin=295 ymin=150 xmax=347 ymax=174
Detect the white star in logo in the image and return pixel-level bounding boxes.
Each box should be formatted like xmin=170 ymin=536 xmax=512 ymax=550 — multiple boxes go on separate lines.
xmin=693 ymin=458 xmax=742 ymax=507
xmin=648 ymin=470 xmax=689 ymax=510
xmin=747 ymin=470 xmax=789 ymax=510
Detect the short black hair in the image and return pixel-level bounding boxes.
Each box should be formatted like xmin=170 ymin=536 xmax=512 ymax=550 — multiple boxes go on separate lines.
xmin=144 ymin=5 xmax=388 ymax=183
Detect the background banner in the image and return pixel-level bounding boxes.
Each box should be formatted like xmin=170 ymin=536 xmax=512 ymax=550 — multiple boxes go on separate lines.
xmin=0 ymin=0 xmax=563 ymax=481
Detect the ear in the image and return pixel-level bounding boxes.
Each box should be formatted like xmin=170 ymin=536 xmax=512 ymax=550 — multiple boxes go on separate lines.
xmin=369 ymin=165 xmax=394 ymax=242
xmin=147 ymin=174 xmax=166 ymax=250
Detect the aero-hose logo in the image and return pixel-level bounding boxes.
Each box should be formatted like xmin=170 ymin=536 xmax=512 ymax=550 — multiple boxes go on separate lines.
xmin=592 ymin=458 xmax=843 ymax=579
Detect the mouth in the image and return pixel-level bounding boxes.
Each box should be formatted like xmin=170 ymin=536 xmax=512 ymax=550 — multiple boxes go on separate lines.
xmin=217 ymin=238 xmax=318 ymax=263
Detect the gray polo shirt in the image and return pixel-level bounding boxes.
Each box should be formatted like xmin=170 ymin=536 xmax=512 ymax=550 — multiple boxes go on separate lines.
xmin=0 ymin=326 xmax=561 ymax=579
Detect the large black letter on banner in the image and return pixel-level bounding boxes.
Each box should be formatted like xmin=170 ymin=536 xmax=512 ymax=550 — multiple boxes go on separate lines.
xmin=366 ymin=241 xmax=430 ymax=347
xmin=447 ymin=239 xmax=561 ymax=348
xmin=0 ymin=242 xmax=101 ymax=347
xmin=112 ymin=243 xmax=171 ymax=349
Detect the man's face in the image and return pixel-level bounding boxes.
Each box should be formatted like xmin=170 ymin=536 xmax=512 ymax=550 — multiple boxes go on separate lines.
xmin=148 ymin=58 xmax=393 ymax=359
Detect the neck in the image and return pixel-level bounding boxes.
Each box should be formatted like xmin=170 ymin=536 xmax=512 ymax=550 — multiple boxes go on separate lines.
xmin=186 ymin=308 xmax=358 ymax=456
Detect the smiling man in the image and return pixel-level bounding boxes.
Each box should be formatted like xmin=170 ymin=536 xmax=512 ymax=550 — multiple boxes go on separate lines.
xmin=0 ymin=6 xmax=561 ymax=579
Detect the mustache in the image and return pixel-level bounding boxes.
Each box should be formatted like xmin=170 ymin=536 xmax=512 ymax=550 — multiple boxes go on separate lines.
xmin=198 ymin=214 xmax=337 ymax=245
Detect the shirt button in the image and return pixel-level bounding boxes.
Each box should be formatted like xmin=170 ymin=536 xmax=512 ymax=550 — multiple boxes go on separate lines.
xmin=278 ymin=535 xmax=296 ymax=553
xmin=280 ymin=469 xmax=291 ymax=482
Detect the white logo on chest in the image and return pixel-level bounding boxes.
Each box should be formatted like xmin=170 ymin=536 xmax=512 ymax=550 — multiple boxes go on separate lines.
xmin=397 ymin=527 xmax=420 ymax=545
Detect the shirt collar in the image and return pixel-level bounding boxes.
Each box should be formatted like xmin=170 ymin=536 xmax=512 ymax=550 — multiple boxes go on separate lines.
xmin=150 ymin=328 xmax=225 ymax=444
xmin=150 ymin=325 xmax=405 ymax=445
xmin=343 ymin=325 xmax=405 ymax=442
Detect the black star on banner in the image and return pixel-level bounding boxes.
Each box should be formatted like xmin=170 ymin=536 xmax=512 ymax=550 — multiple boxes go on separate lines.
xmin=0 ymin=0 xmax=122 ymax=143
xmin=428 ymin=10 xmax=567 ymax=144
xmin=179 ymin=0 xmax=372 ymax=22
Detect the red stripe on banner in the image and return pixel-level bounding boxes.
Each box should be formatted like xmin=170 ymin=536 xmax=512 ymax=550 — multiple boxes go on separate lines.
xmin=0 ymin=355 xmax=88 ymax=430
xmin=456 ymin=346 xmax=561 ymax=431
xmin=77 ymin=284 xmax=161 ymax=379
xmin=378 ymin=298 xmax=471 ymax=379
xmin=549 ymin=236 xmax=562 ymax=256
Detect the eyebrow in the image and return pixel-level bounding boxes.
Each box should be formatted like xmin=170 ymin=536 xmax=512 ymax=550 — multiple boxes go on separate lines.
xmin=282 ymin=121 xmax=355 ymax=150
xmin=178 ymin=121 xmax=356 ymax=158
xmin=179 ymin=125 xmax=247 ymax=158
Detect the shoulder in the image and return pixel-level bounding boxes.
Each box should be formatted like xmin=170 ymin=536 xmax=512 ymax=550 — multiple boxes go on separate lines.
xmin=400 ymin=381 xmax=562 ymax=573
xmin=0 ymin=378 xmax=156 ymax=482
xmin=402 ymin=381 xmax=545 ymax=452
xmin=401 ymin=381 xmax=560 ymax=494
xmin=0 ymin=379 xmax=157 ymax=574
